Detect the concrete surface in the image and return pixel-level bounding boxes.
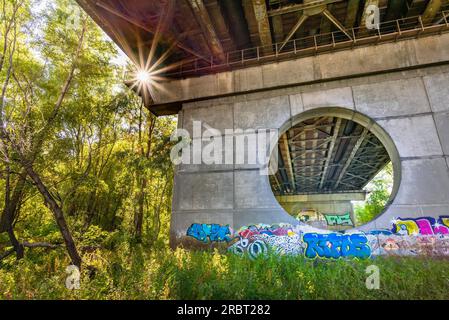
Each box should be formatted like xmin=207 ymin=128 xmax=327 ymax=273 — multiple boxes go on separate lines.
xmin=169 ymin=34 xmax=449 ymax=246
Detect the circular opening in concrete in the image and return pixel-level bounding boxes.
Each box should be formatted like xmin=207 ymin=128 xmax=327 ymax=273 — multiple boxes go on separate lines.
xmin=269 ymin=107 xmax=401 ymax=231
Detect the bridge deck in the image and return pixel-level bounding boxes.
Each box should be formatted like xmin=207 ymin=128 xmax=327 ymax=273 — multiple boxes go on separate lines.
xmin=76 ymin=1 xmax=449 ymax=78
xmin=271 ymin=116 xmax=390 ymax=195
xmin=76 ymin=1 xmax=449 ymax=114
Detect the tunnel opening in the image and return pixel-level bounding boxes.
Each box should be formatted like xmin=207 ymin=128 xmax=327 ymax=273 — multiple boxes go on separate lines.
xmin=269 ymin=108 xmax=401 ymax=232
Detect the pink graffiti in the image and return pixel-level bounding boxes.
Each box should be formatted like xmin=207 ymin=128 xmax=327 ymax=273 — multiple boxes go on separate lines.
xmin=393 ymin=216 xmax=449 ymax=235
xmin=415 ymin=219 xmax=434 ymax=235
xmin=238 ymin=225 xmax=293 ymax=239
xmin=433 ymin=224 xmax=449 ymax=235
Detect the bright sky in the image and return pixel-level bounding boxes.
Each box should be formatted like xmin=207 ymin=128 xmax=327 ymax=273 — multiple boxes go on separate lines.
xmin=110 ymin=48 xmax=130 ymax=67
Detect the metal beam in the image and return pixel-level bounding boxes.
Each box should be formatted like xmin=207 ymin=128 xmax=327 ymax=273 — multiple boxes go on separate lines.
xmin=345 ymin=172 xmax=369 ymax=181
xmin=289 ymin=137 xmax=333 ymax=144
xmin=280 ymin=134 xmax=296 ymax=192
xmin=277 ymin=192 xmax=366 ymax=203
xmin=272 ymin=14 xmax=284 ymax=43
xmin=295 ymin=176 xmax=322 ymax=183
xmin=187 ymin=0 xmax=226 ymax=62
xmin=205 ymin=0 xmax=238 ymax=51
xmin=351 ymin=158 xmax=378 ymax=170
xmin=268 ymin=0 xmax=342 ymax=17
xmin=422 ymin=0 xmax=444 ymax=24
xmin=434 ymin=9 xmax=449 ymax=24
xmin=293 ymin=156 xmax=328 ymax=161
xmin=320 ymin=118 xmax=342 ymax=189
xmin=290 ymin=123 xmax=334 ymax=140
xmin=334 ymin=128 xmax=369 ymax=189
xmin=322 ymin=8 xmax=353 ymax=39
xmin=336 ymin=180 xmax=361 ymax=189
xmin=279 ymin=13 xmax=309 ymax=51
xmin=319 ymin=5 xmax=333 ymax=34
xmin=278 ymin=1 xmax=350 ymax=51
xmin=250 ymin=0 xmax=274 ymax=52
xmin=95 ymin=1 xmax=210 ymax=63
xmin=344 ymin=0 xmax=361 ymax=28
xmin=271 ymin=174 xmax=282 ymax=192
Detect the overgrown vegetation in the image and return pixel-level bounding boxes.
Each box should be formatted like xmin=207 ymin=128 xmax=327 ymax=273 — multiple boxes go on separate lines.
xmin=354 ymin=163 xmax=394 ymax=226
xmin=0 ymin=0 xmax=174 ymax=268
xmin=2 ymin=246 xmax=449 ymax=300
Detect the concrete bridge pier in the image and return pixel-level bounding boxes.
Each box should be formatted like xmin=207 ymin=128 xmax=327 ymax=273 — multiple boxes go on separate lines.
xmin=163 ymin=34 xmax=449 ymax=246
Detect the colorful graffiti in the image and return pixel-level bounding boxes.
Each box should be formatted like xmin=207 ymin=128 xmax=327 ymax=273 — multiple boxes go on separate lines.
xmin=237 ymin=224 xmax=295 ymax=239
xmin=186 ymin=223 xmax=233 ymax=243
xmin=228 ymin=237 xmax=269 ymax=260
xmin=323 ymin=213 xmax=354 ymax=227
xmin=392 ymin=216 xmax=449 ymax=235
xmin=369 ymin=234 xmax=449 ymax=256
xmin=303 ymin=233 xmax=371 ymax=259
xmin=367 ymin=230 xmax=393 ymax=236
xmin=227 ymin=224 xmax=302 ymax=259
xmin=187 ymin=216 xmax=449 ymax=260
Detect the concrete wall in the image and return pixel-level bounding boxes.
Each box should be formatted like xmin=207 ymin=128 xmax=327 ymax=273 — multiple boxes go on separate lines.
xmin=153 ymin=33 xmax=449 ymax=107
xmin=168 ymin=34 xmax=449 ymax=245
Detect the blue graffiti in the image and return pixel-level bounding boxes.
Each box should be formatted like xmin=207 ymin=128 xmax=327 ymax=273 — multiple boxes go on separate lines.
xmin=367 ymin=229 xmax=393 ymax=236
xmin=187 ymin=223 xmax=233 ymax=243
xmin=303 ymin=233 xmax=371 ymax=259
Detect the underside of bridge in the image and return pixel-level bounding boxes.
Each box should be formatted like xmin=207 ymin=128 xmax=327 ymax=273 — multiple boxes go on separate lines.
xmin=77 ymin=0 xmax=449 ymax=114
xmin=271 ymin=116 xmax=389 ymax=195
xmin=269 ymin=115 xmax=391 ymax=229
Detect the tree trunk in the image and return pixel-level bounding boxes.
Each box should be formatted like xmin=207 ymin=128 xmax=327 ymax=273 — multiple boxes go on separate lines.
xmin=151 ymin=177 xmax=169 ymax=245
xmin=2 ymin=166 xmax=24 ymax=259
xmin=134 ymin=177 xmax=147 ymax=241
xmin=1 ymin=171 xmax=26 ymax=231
xmin=0 ymin=8 xmax=87 ymax=266
xmin=133 ymin=105 xmax=155 ymax=242
xmin=7 ymin=226 xmax=24 ymax=259
xmin=24 ymin=164 xmax=82 ymax=268
xmin=1 ymin=167 xmax=26 ymax=259
xmin=84 ymin=190 xmax=97 ymax=229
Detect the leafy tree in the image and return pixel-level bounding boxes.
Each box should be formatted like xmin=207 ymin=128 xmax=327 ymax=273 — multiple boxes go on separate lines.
xmin=0 ymin=0 xmax=176 ymax=268
xmin=354 ymin=163 xmax=393 ymax=226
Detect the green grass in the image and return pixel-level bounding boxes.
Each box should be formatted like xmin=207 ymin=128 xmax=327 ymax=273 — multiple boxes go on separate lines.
xmin=1 ymin=245 xmax=449 ymax=300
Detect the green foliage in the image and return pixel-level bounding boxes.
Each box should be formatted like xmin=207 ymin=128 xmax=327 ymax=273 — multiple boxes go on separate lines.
xmin=75 ymin=225 xmax=109 ymax=247
xmin=354 ymin=163 xmax=393 ymax=225
xmin=1 ymin=0 xmax=175 ymax=240
xmin=1 ymin=248 xmax=449 ymax=300
xmin=1 ymin=0 xmax=175 ymax=267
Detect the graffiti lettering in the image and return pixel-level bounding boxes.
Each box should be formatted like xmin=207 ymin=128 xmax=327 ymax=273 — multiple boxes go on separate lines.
xmin=392 ymin=216 xmax=449 ymax=235
xmin=186 ymin=223 xmax=233 ymax=243
xmin=228 ymin=237 xmax=268 ymax=260
xmin=324 ymin=213 xmax=354 ymax=226
xmin=238 ymin=224 xmax=293 ymax=239
xmin=187 ymin=216 xmax=449 ymax=260
xmin=367 ymin=230 xmax=393 ymax=236
xmin=303 ymin=233 xmax=371 ymax=259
